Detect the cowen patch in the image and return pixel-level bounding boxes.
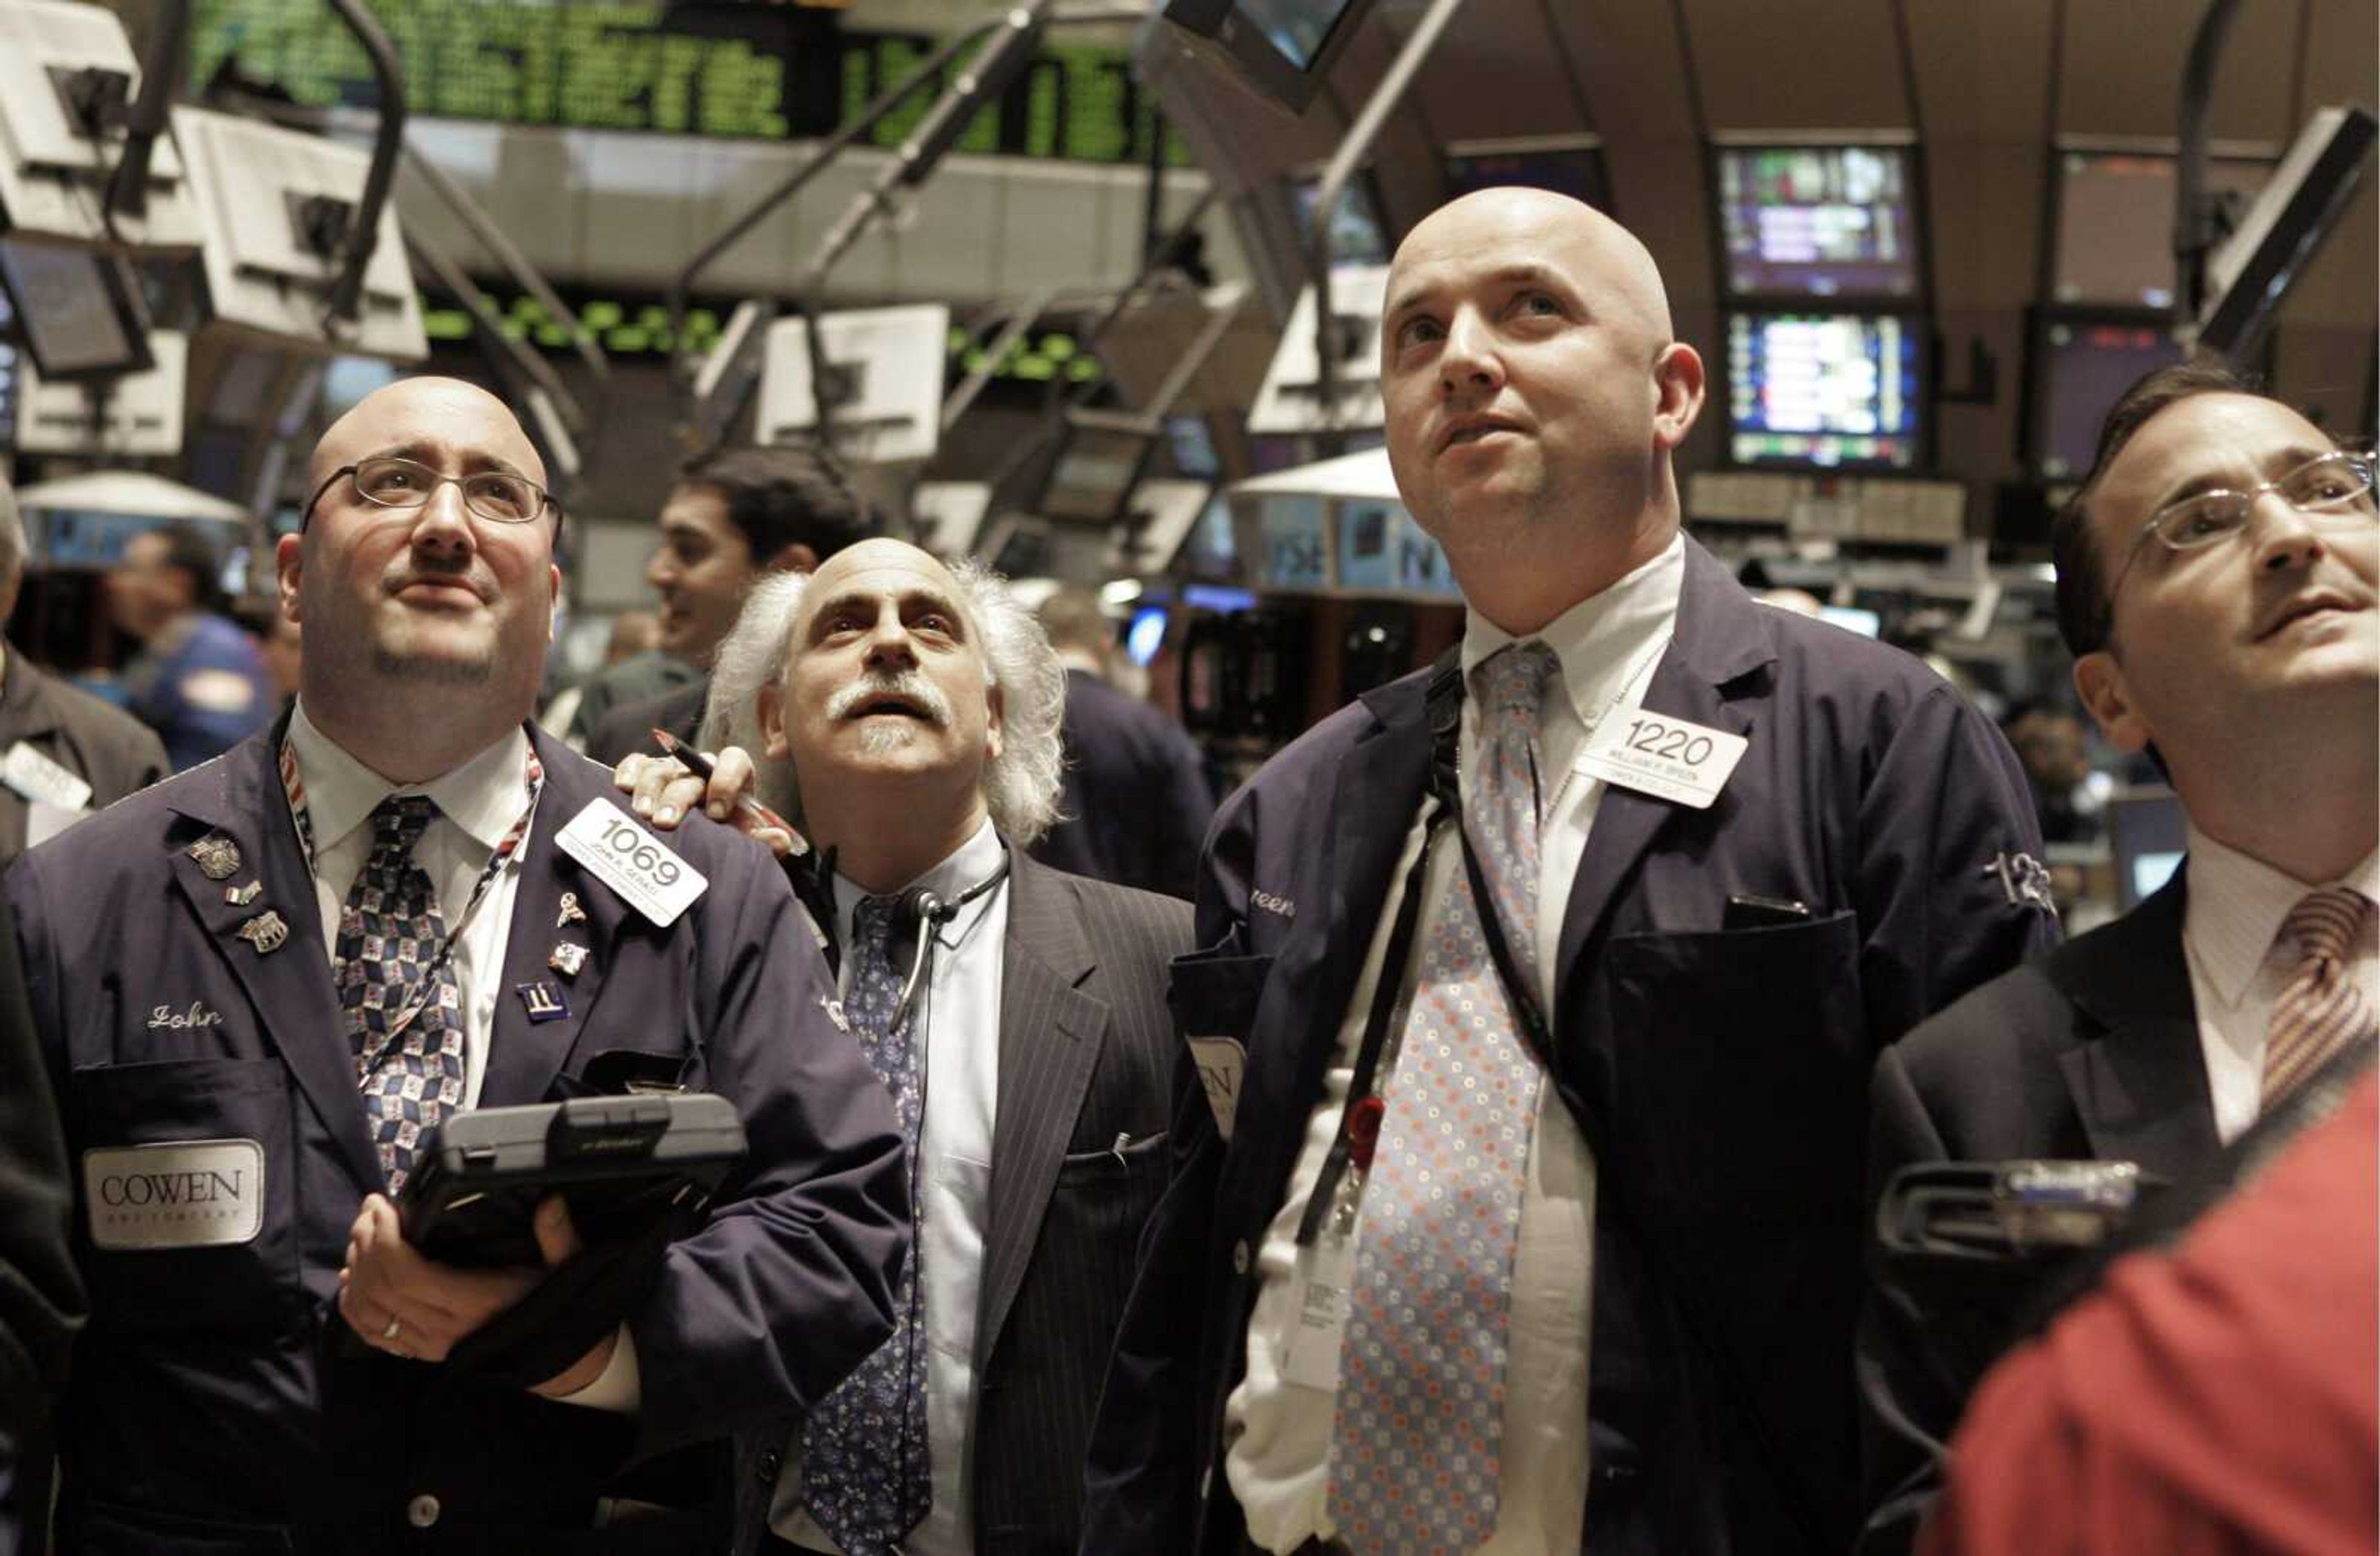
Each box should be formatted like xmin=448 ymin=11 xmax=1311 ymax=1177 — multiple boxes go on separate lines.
xmin=83 ymin=1139 xmax=264 ymax=1250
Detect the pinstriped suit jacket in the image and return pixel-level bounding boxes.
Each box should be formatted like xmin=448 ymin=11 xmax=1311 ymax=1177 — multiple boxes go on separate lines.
xmin=736 ymin=847 xmax=1191 ymax=1555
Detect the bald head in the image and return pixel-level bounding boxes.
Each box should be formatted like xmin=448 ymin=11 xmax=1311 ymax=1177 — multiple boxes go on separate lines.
xmin=1386 ymin=188 xmax=1675 ymax=351
xmin=310 ymin=376 xmax=544 ymax=493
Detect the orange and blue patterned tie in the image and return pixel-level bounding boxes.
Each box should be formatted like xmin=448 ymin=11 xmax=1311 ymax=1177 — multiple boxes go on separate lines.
xmin=1329 ymin=641 xmax=1558 ymax=1552
xmin=2262 ymin=887 xmax=2378 ymax=1110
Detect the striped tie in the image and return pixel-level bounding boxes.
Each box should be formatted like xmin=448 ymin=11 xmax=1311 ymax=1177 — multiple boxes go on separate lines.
xmin=2262 ymin=887 xmax=2378 ymax=1111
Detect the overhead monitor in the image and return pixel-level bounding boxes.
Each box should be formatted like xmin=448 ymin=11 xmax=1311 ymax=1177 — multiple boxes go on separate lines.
xmin=1443 ymin=135 xmax=1610 ymax=211
xmin=2051 ymin=148 xmax=2271 ymax=310
xmin=1158 ymin=0 xmax=1378 ymax=115
xmin=1248 ymin=262 xmax=1389 ymax=436
xmin=2200 ymin=105 xmax=2378 ymax=360
xmin=173 ymin=106 xmax=428 ymax=360
xmin=1716 ymin=141 xmax=1922 ymax=301
xmin=0 ymin=234 xmax=151 ymax=378
xmin=0 ymin=0 xmax=200 ymax=252
xmin=14 ymin=325 xmax=183 ymax=456
xmin=1727 ymin=311 xmax=1924 ymax=472
xmin=2030 ymin=318 xmax=2185 ymax=481
xmin=1041 ymin=418 xmax=1155 ymax=524
xmin=754 ymin=303 xmax=949 ymax=466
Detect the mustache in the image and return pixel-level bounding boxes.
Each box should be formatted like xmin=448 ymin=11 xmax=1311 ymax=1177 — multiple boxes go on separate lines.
xmin=384 ymin=555 xmax=493 ymax=601
xmin=826 ymin=670 xmax=952 ymax=727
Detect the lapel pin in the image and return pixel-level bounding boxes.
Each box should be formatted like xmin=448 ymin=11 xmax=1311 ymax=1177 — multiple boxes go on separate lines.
xmin=235 ymin=910 xmax=289 ymax=955
xmin=224 ymin=880 xmax=263 ymax=907
xmin=819 ymin=995 xmax=850 ymax=1034
xmin=557 ymin=892 xmax=587 ymax=928
xmin=548 ymin=942 xmax=589 ymax=979
xmin=516 ymin=981 xmax=569 ymax=1022
xmin=188 ymin=834 xmax=242 ymax=880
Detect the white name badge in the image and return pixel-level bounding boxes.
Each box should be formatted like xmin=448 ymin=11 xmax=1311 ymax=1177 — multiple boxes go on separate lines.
xmin=1 ymin=741 xmax=90 ymax=813
xmin=1281 ymin=1232 xmax=1357 ymax=1392
xmin=557 ymin=798 xmax=708 ymax=927
xmin=84 ymin=1139 xmax=264 ymax=1250
xmin=1185 ymin=1036 xmax=1245 ymax=1143
xmin=1576 ymin=710 xmax=1748 ymax=810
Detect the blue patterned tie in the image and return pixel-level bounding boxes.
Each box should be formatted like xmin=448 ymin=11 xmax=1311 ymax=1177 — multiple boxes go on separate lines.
xmin=1329 ymin=641 xmax=1559 ymax=1553
xmin=335 ymin=796 xmax=464 ymax=1195
xmin=802 ymin=895 xmax=932 ymax=1554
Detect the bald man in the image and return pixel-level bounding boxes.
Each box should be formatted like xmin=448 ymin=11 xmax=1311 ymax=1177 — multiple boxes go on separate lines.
xmin=7 ymin=376 xmax=909 ymax=1553
xmin=1080 ymin=190 xmax=2056 ymax=1556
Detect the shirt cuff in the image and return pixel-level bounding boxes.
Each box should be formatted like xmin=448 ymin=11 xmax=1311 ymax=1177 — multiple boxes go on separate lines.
xmin=549 ymin=1324 xmax=640 ymax=1413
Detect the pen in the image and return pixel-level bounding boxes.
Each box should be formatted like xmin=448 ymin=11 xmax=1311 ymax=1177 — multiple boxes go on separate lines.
xmin=650 ymin=728 xmax=806 ymax=852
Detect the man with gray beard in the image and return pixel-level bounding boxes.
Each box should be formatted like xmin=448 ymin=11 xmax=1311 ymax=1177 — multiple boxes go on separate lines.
xmin=619 ymin=538 xmax=1191 ymax=1556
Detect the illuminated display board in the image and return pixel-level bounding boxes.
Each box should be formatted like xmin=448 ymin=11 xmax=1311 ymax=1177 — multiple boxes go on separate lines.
xmin=418 ymin=286 xmax=1102 ymax=384
xmin=1727 ymin=311 xmax=1923 ymax=471
xmin=1717 ymin=144 xmax=1921 ymax=301
xmin=192 ymin=0 xmax=1170 ymax=162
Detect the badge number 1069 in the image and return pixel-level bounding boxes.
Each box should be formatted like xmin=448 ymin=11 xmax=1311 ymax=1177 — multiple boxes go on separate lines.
xmin=557 ymin=798 xmax=708 ymax=926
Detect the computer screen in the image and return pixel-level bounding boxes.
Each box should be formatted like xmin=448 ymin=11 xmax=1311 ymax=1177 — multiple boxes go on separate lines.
xmin=0 ymin=239 xmax=150 ymax=379
xmin=1289 ymin=170 xmax=1391 ymax=267
xmin=1727 ymin=312 xmax=1924 ymax=471
xmin=1717 ymin=144 xmax=1921 ymax=300
xmin=2051 ymin=151 xmax=2272 ymax=310
xmin=2032 ymin=319 xmax=2187 ymax=480
xmin=1443 ymin=137 xmax=1610 ymax=210
xmin=1160 ymin=0 xmax=1375 ymax=113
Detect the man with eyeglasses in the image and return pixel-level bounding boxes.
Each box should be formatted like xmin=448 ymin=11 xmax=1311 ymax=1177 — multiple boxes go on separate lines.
xmin=4 ymin=375 xmax=910 ymax=1554
xmin=1856 ymin=360 xmax=2378 ymax=1552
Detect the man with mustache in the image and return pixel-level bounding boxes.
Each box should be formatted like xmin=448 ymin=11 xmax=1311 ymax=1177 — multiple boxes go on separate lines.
xmin=7 ymin=375 xmax=909 ymax=1552
xmin=1079 ymin=187 xmax=2056 ymax=1556
xmin=621 ymin=537 xmax=1191 ymax=1555
xmin=1858 ymin=361 xmax=2379 ymax=1550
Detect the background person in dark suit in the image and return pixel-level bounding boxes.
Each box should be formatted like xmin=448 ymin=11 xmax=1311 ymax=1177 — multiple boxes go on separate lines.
xmin=621 ymin=539 xmax=1191 ymax=1555
xmin=580 ymin=442 xmax=871 ymax=765
xmin=1857 ymin=363 xmax=2378 ymax=1552
xmin=11 ymin=376 xmax=909 ymax=1554
xmin=1028 ymin=587 xmax=1212 ymax=900
xmin=0 ymin=476 xmax=168 ymax=866
xmin=1079 ymin=187 xmax=2055 ymax=1556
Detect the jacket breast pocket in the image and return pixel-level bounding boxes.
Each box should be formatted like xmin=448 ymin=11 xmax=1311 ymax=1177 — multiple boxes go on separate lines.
xmin=71 ymin=1058 xmax=301 ymax=1336
xmin=1605 ymin=911 xmax=1864 ymax=1224
xmin=1168 ymin=951 xmax=1274 ymax=1146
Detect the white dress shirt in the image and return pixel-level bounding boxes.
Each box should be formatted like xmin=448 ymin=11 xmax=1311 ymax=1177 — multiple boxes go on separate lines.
xmin=776 ymin=817 xmax=1008 ymax=1556
xmin=284 ymin=701 xmax=640 ymax=1412
xmin=1225 ymin=537 xmax=1685 ymax=1553
xmin=2180 ymin=824 xmax=2380 ymax=1145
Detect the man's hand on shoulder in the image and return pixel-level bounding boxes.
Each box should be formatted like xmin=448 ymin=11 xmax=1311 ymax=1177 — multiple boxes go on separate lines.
xmin=611 ymin=748 xmax=797 ymax=857
xmin=337 ymin=1192 xmax=614 ymax=1395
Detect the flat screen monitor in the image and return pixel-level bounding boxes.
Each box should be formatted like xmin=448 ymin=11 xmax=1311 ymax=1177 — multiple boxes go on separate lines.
xmin=1443 ymin=136 xmax=1610 ymax=210
xmin=1160 ymin=0 xmax=1375 ymax=114
xmin=0 ymin=237 xmax=151 ymax=379
xmin=1727 ymin=312 xmax=1924 ymax=471
xmin=2032 ymin=319 xmax=2187 ymax=480
xmin=2052 ymin=150 xmax=2271 ymax=310
xmin=1717 ymin=143 xmax=1922 ymax=300
xmin=2106 ymin=787 xmax=2187 ymax=911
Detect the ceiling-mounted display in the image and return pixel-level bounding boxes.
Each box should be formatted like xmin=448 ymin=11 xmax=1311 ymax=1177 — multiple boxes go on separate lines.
xmin=1716 ymin=141 xmax=1922 ymax=302
xmin=1726 ymin=310 xmax=1924 ymax=472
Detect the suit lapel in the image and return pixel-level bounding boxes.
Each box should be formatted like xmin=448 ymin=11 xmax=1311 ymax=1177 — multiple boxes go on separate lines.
xmin=480 ymin=732 xmax=635 ymax=1107
xmin=1552 ymin=541 xmax=1776 ymax=1006
xmin=978 ymin=850 xmax=1105 ymax=1361
xmin=2051 ymin=876 xmax=2221 ymax=1177
xmin=166 ymin=733 xmax=381 ymax=1196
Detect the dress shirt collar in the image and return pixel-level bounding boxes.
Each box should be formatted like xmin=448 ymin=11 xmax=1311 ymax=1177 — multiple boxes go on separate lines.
xmin=1458 ymin=533 xmax=1684 ymax=735
xmin=832 ymin=815 xmax=1007 ymax=954
xmin=285 ymin=697 xmax=533 ymax=857
xmin=2183 ymin=818 xmax=2380 ymax=1009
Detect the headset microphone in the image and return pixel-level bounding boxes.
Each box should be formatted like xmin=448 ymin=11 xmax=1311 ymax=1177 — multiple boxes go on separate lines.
xmin=890 ymin=855 xmax=1010 ymax=1030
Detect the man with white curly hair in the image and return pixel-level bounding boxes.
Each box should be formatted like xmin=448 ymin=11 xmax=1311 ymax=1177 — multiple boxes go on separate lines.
xmin=622 ymin=537 xmax=1190 ymax=1556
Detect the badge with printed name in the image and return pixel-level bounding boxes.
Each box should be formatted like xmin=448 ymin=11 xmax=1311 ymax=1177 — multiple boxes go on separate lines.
xmin=1185 ymin=1036 xmax=1246 ymax=1143
xmin=84 ymin=1139 xmax=264 ymax=1250
xmin=1576 ymin=709 xmax=1748 ymax=810
xmin=0 ymin=741 xmax=90 ymax=813
xmin=1281 ymin=1232 xmax=1358 ymax=1392
xmin=555 ymin=798 xmax=708 ymax=927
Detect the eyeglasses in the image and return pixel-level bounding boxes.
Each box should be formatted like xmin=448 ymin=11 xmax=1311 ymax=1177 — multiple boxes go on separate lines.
xmin=302 ymin=456 xmax=557 ymax=530
xmin=2101 ymin=449 xmax=2376 ymax=630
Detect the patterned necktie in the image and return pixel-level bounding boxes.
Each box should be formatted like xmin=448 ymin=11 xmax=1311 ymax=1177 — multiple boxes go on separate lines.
xmin=2262 ymin=887 xmax=2378 ymax=1110
xmin=1330 ymin=641 xmax=1560 ymax=1554
xmin=803 ymin=895 xmax=932 ymax=1555
xmin=335 ymin=796 xmax=464 ymax=1195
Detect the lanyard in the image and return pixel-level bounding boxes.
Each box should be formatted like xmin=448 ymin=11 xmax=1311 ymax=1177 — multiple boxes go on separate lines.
xmin=281 ymin=732 xmax=544 ymax=1058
